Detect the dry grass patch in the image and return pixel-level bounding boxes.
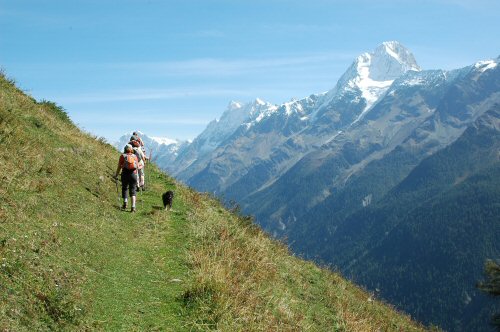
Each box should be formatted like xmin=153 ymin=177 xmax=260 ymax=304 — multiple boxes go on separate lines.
xmin=181 ymin=189 xmax=428 ymax=331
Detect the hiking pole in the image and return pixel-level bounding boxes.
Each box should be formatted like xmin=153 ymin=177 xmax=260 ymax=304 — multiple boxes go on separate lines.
xmin=144 ymin=148 xmax=151 ymax=192
xmin=140 ymin=182 xmax=144 ymax=210
xmin=114 ymin=176 xmax=121 ymax=209
xmin=148 ymin=148 xmax=153 ymax=190
xmin=134 ymin=169 xmax=143 ymax=211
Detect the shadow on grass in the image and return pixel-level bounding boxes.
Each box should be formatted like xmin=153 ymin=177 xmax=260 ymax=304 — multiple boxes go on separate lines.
xmin=142 ymin=206 xmax=166 ymax=216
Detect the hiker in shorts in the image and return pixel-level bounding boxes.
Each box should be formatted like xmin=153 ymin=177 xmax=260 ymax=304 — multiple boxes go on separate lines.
xmin=130 ymin=131 xmax=147 ymax=157
xmin=130 ymin=140 xmax=146 ymax=191
xmin=115 ymin=144 xmax=139 ymax=213
xmin=130 ymin=131 xmax=148 ymax=187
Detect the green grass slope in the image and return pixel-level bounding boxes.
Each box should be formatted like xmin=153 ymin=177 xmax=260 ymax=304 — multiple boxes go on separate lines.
xmin=0 ymin=73 xmax=428 ymax=331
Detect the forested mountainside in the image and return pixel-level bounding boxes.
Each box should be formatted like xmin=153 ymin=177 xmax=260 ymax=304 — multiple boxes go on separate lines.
xmin=292 ymin=107 xmax=500 ymax=331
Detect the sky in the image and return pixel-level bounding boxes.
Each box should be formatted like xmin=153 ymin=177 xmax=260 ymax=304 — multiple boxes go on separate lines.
xmin=1 ymin=0 xmax=499 ymax=143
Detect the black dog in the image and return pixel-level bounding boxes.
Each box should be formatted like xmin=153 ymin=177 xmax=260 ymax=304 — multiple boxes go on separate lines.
xmin=162 ymin=191 xmax=174 ymax=211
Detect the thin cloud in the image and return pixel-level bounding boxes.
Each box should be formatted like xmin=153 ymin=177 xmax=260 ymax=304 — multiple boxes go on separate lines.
xmin=11 ymin=51 xmax=354 ymax=80
xmin=437 ymin=0 xmax=500 ymax=8
xmin=51 ymin=71 xmax=341 ymax=103
xmin=0 ymin=7 xmax=74 ymax=26
xmin=107 ymin=52 xmax=356 ymax=77
xmin=76 ymin=115 xmax=211 ymax=126
xmin=259 ymin=23 xmax=341 ymax=35
xmin=55 ymin=87 xmax=259 ymax=104
xmin=183 ymin=29 xmax=226 ymax=38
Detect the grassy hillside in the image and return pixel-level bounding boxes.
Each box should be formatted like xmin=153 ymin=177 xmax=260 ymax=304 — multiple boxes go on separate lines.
xmin=0 ymin=72 xmax=428 ymax=331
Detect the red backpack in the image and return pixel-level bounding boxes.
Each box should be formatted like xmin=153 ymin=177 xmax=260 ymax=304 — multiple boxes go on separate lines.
xmin=122 ymin=153 xmax=138 ymax=171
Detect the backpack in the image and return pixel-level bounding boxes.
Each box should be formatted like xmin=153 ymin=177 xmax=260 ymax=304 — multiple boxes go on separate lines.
xmin=133 ymin=147 xmax=143 ymax=162
xmin=122 ymin=153 xmax=138 ymax=171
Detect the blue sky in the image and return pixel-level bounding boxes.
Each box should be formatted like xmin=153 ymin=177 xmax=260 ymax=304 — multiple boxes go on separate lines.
xmin=1 ymin=0 xmax=499 ymax=142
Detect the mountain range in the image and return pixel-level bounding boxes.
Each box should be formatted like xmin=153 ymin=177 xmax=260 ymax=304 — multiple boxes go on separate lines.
xmin=115 ymin=41 xmax=500 ymax=331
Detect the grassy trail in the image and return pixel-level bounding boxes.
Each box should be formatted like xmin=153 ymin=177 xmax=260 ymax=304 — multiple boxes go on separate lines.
xmin=81 ymin=171 xmax=191 ymax=331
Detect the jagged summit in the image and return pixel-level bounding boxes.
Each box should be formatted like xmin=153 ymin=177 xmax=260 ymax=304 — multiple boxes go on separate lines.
xmin=227 ymin=100 xmax=243 ymax=111
xmin=340 ymin=41 xmax=420 ymax=86
xmin=226 ymin=98 xmax=269 ymax=111
xmin=474 ymin=59 xmax=498 ymax=73
xmin=370 ymin=41 xmax=421 ymax=80
xmin=223 ymin=98 xmax=272 ymax=117
xmin=323 ymin=41 xmax=422 ymax=118
xmin=254 ymin=97 xmax=267 ymax=105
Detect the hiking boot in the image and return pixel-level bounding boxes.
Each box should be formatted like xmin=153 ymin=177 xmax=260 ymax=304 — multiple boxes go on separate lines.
xmin=131 ymin=207 xmax=136 ymax=213
xmin=121 ymin=203 xmax=127 ymax=210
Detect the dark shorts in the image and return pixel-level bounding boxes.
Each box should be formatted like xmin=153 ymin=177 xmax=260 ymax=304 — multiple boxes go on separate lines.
xmin=121 ymin=170 xmax=137 ymax=198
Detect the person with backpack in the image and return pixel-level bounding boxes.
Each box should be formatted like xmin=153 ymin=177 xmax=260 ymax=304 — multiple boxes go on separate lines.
xmin=115 ymin=144 xmax=139 ymax=212
xmin=130 ymin=131 xmax=147 ymax=157
xmin=130 ymin=140 xmax=146 ymax=190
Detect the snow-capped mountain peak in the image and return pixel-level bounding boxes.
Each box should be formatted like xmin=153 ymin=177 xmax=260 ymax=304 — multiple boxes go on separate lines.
xmin=474 ymin=59 xmax=498 ymax=73
xmin=322 ymin=41 xmax=422 ymax=123
xmin=114 ymin=132 xmax=188 ymax=162
xmin=254 ymin=98 xmax=266 ymax=106
xmin=372 ymin=41 xmax=421 ymax=78
xmin=227 ymin=100 xmax=243 ymax=111
xmin=191 ymin=98 xmax=278 ymax=154
xmin=149 ymin=136 xmax=179 ymax=146
xmin=341 ymin=41 xmax=421 ymax=86
xmin=219 ymin=98 xmax=274 ymax=125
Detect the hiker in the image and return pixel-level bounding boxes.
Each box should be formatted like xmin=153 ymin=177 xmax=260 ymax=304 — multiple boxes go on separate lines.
xmin=130 ymin=131 xmax=147 ymax=158
xmin=130 ymin=140 xmax=146 ymax=190
xmin=115 ymin=144 xmax=139 ymax=213
xmin=130 ymin=131 xmax=148 ymax=188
